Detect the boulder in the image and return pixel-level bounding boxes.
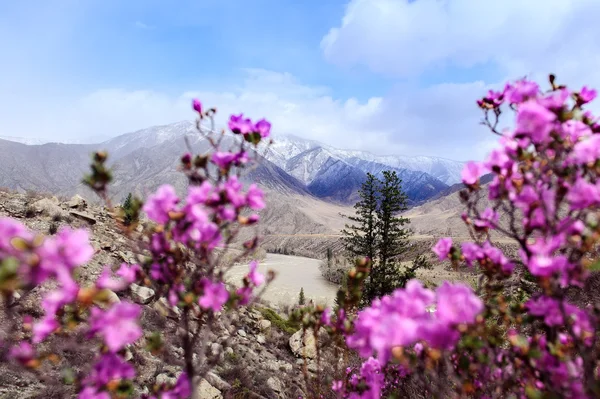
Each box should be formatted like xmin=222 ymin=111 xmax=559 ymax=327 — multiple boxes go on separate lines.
xmin=237 ymin=329 xmax=247 ymax=338
xmin=256 ymin=335 xmax=266 ymax=344
xmin=31 ymin=198 xmax=65 ymax=217
xmin=289 ymin=329 xmax=317 ymax=359
xmin=130 ymin=284 xmax=155 ymax=304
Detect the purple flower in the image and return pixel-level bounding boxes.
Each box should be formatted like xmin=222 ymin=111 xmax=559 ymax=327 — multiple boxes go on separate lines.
xmin=143 ymin=184 xmax=179 ymax=224
xmin=474 ymin=207 xmax=499 ymax=229
xmin=321 ymin=307 xmax=332 ymax=326
xmin=228 ymin=114 xmax=254 ymax=135
xmin=579 ymin=86 xmax=597 ymax=104
xmin=246 ymin=184 xmax=265 ymax=210
xmin=515 ymin=100 xmax=556 ymax=143
xmin=192 ymin=98 xmax=202 ymax=114
xmin=461 ymin=242 xmax=483 ymax=266
xmin=254 ymin=119 xmax=271 ymax=138
xmin=9 ymin=342 xmax=34 ymax=364
xmin=96 ymin=263 xmax=139 ymax=291
xmin=32 ymin=316 xmax=59 ymax=343
xmin=435 ymin=282 xmax=483 ymax=325
xmin=432 ymin=238 xmax=452 ymax=261
xmin=89 ymin=302 xmax=142 ymax=352
xmin=212 ymin=152 xmax=236 ymax=169
xmin=82 ymin=353 xmax=135 ymax=395
xmin=247 ymin=261 xmax=265 ymax=286
xmin=567 ymin=178 xmax=600 ymax=210
xmin=461 ymin=161 xmax=485 ymax=185
xmin=571 ymin=134 xmax=600 ymax=165
xmin=0 ymin=218 xmax=32 ymax=255
xmin=504 ymin=79 xmax=539 ymax=103
xmin=198 ymin=279 xmax=229 ymax=312
xmin=78 ymin=387 xmax=110 ymax=399
xmin=223 ymin=176 xmax=246 ymax=208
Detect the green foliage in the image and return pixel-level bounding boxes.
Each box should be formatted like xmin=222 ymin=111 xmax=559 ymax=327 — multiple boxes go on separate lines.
xmin=120 ymin=192 xmax=142 ymax=226
xmin=342 ymin=171 xmax=426 ymax=306
xmin=257 ymin=307 xmax=299 ymax=334
xmin=298 ymin=287 xmax=306 ymax=305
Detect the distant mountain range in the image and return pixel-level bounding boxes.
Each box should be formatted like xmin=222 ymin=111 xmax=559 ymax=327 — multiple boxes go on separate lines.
xmin=0 ymin=120 xmax=465 ymax=207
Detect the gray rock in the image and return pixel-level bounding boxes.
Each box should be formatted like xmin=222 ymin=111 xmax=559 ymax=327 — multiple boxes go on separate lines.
xmin=31 ymin=198 xmax=65 ymax=217
xmin=156 ymin=373 xmax=177 ymax=386
xmin=225 ymin=347 xmax=234 ymax=356
xmin=69 ymin=210 xmax=97 ymax=225
xmin=130 ymin=284 xmax=155 ymax=304
xmin=289 ymin=328 xmax=317 ymax=359
xmin=67 ymin=194 xmax=86 ymax=209
xmin=210 ymin=342 xmax=221 ymax=356
xmin=256 ymin=334 xmax=266 ymax=344
xmin=258 ymin=319 xmax=272 ymax=331
xmin=237 ymin=329 xmax=247 ymax=338
xmin=267 ymin=377 xmax=285 ymax=394
xmin=153 ymin=297 xmax=181 ymax=319
xmin=194 ymin=379 xmax=222 ymax=399
xmin=205 ymin=372 xmax=230 ymax=391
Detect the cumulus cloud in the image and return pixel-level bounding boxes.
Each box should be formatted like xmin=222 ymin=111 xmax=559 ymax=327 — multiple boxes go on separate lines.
xmin=322 ymin=0 xmax=600 ymax=81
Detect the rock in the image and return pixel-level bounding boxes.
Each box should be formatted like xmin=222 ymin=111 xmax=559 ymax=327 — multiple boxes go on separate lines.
xmin=69 ymin=210 xmax=97 ymax=225
xmin=210 ymin=343 xmax=221 ymax=356
xmin=256 ymin=335 xmax=266 ymax=344
xmin=289 ymin=329 xmax=317 ymax=359
xmin=225 ymin=347 xmax=234 ymax=356
xmin=93 ymin=289 xmax=120 ymax=309
xmin=267 ymin=377 xmax=285 ymax=394
xmin=130 ymin=284 xmax=155 ymax=304
xmin=153 ymin=297 xmax=181 ymax=319
xmin=237 ymin=329 xmax=247 ymax=338
xmin=124 ymin=348 xmax=133 ymax=361
xmin=266 ymin=360 xmax=293 ymax=373
xmin=258 ymin=319 xmax=271 ymax=331
xmin=31 ymin=198 xmax=65 ymax=217
xmin=205 ymin=372 xmax=230 ymax=391
xmin=194 ymin=379 xmax=222 ymax=399
xmin=307 ymin=361 xmax=318 ymax=373
xmin=156 ymin=373 xmax=177 ymax=386
xmin=66 ymin=194 xmax=86 ymax=209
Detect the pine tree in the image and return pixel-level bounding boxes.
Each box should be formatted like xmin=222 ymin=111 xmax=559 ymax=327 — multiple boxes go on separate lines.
xmin=341 ymin=173 xmax=379 ymax=262
xmin=372 ymin=170 xmax=411 ymax=297
xmin=298 ymin=287 xmax=306 ymax=306
xmin=121 ymin=192 xmax=140 ymax=226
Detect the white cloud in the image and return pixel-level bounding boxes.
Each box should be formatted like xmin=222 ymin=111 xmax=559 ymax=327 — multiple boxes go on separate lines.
xmin=322 ymin=0 xmax=600 ymax=82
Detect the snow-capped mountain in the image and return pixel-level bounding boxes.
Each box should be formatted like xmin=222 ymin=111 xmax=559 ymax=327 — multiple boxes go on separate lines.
xmin=265 ymin=134 xmax=465 ymax=185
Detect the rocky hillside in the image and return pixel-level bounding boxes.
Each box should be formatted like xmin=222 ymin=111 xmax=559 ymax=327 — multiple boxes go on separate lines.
xmin=0 ymin=190 xmax=344 ymax=399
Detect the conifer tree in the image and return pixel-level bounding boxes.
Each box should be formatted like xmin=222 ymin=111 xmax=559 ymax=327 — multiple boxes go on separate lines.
xmin=298 ymin=287 xmax=306 ymax=306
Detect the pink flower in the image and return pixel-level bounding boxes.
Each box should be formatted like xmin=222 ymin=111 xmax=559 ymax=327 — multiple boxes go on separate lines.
xmin=96 ymin=264 xmax=139 ymax=291
xmin=228 ymin=114 xmax=254 ymax=135
xmin=254 ymin=119 xmax=271 ymax=138
xmin=321 ymin=307 xmax=332 ymax=326
xmin=9 ymin=342 xmax=34 ymax=364
xmin=432 ymin=238 xmax=452 ymax=261
xmin=89 ymin=302 xmax=142 ymax=352
xmin=143 ymin=184 xmax=179 ymax=224
xmin=0 ymin=218 xmax=32 ymax=255
xmin=570 ymin=134 xmax=600 ymax=164
xmin=515 ymin=100 xmax=556 ymax=143
xmin=247 ymin=261 xmax=265 ymax=286
xmin=246 ymin=184 xmax=265 ymax=210
xmin=567 ymin=178 xmax=600 ymax=210
xmin=579 ymin=86 xmax=597 ymax=104
xmin=212 ymin=152 xmax=236 ymax=169
xmin=192 ymin=98 xmax=202 ymax=114
xmin=461 ymin=161 xmax=485 ymax=185
xmin=461 ymin=242 xmax=483 ymax=266
xmin=186 ymin=181 xmax=217 ymax=205
xmin=435 ymin=282 xmax=483 ymax=325
xmin=32 ymin=316 xmax=59 ymax=343
xmin=504 ymin=79 xmax=539 ymax=104
xmin=83 ymin=353 xmax=136 ymax=391
xmin=223 ymin=176 xmax=246 ymax=208
xmin=474 ymin=207 xmax=499 ymax=229
xmin=198 ymin=279 xmax=229 ymax=312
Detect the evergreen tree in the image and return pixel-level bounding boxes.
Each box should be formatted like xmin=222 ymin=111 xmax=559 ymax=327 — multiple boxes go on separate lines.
xmin=341 ymin=170 xmax=429 ymax=306
xmin=341 ymin=173 xmax=379 ymax=262
xmin=372 ymin=170 xmax=411 ymax=297
xmin=298 ymin=287 xmax=305 ymax=306
xmin=121 ymin=192 xmax=140 ymax=226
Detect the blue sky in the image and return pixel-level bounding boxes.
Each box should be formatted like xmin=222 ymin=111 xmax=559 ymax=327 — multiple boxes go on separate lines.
xmin=1 ymin=0 xmax=600 ymax=160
